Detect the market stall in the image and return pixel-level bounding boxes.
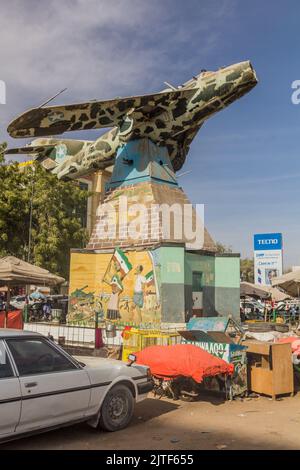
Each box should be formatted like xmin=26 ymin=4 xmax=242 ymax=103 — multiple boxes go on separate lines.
xmin=0 ymin=256 xmax=64 ymax=327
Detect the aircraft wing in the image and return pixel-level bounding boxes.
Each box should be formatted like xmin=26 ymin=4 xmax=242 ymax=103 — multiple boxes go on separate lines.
xmin=5 ymin=144 xmax=55 ymax=158
xmin=7 ymin=89 xmax=195 ymax=138
xmin=5 ymin=143 xmax=59 ymax=171
xmin=5 ymin=138 xmax=92 ymax=172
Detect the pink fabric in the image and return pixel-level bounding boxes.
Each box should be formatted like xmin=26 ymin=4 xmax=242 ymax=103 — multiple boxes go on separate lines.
xmin=276 ymin=337 xmax=300 ymax=355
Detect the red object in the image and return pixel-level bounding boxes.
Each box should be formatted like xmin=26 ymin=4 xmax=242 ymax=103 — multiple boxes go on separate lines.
xmin=0 ymin=310 xmax=23 ymax=330
xmin=135 ymin=344 xmax=234 ymax=383
xmin=95 ymin=327 xmax=104 ymax=349
xmin=121 ymin=326 xmax=132 ymax=338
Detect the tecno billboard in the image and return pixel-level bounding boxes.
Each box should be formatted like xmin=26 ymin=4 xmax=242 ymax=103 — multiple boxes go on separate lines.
xmin=253 ymin=233 xmax=283 ymax=286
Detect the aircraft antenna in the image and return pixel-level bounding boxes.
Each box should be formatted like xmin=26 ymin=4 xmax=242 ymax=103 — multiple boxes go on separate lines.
xmin=38 ymin=88 xmax=68 ymax=108
xmin=163 ymin=81 xmax=177 ymax=91
xmin=177 ymin=170 xmax=192 ymax=178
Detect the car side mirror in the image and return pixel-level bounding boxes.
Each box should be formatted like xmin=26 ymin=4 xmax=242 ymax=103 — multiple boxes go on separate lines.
xmin=127 ymin=354 xmax=136 ymax=366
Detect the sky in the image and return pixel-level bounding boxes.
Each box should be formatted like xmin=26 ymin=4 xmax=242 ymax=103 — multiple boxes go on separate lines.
xmin=0 ymin=0 xmax=299 ymax=267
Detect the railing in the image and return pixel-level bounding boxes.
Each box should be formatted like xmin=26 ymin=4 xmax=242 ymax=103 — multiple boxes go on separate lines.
xmin=24 ymin=322 xmax=122 ymax=348
xmin=24 ymin=322 xmax=184 ymax=349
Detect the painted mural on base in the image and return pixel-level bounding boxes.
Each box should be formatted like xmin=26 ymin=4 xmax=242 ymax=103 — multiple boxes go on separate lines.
xmin=68 ymin=248 xmax=161 ymax=327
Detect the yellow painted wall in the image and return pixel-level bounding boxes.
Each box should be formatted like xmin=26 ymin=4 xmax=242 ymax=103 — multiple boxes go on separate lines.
xmin=69 ymin=250 xmax=161 ymax=326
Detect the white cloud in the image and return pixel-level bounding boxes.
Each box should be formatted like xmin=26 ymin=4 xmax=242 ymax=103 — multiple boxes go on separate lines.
xmin=0 ymin=0 xmax=235 ymax=149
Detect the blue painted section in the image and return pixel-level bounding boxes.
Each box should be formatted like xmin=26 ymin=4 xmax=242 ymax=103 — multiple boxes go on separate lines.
xmin=107 ymin=138 xmax=178 ymax=190
xmin=187 ymin=316 xmax=229 ymax=332
xmin=254 ymin=233 xmax=283 ymax=251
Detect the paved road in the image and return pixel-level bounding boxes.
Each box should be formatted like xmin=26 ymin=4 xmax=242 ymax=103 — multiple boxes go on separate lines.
xmin=2 ymin=393 xmax=300 ymax=450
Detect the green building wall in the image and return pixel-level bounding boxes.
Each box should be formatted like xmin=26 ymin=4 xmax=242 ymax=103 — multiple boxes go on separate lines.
xmin=154 ymin=246 xmax=186 ymax=323
xmin=154 ymin=245 xmax=240 ymax=323
xmin=214 ymin=254 xmax=240 ymax=319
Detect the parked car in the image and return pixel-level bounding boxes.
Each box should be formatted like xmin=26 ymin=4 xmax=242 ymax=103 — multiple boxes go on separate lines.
xmin=0 ymin=329 xmax=153 ymax=443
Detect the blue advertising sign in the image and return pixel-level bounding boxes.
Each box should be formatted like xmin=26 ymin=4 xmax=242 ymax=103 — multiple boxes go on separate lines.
xmin=253 ymin=233 xmax=282 ymax=251
xmin=253 ymin=233 xmax=283 ymax=285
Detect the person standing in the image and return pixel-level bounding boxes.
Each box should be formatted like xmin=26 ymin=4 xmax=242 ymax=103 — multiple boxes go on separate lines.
xmin=106 ymin=277 xmax=123 ymax=321
xmin=42 ymin=299 xmax=52 ymax=321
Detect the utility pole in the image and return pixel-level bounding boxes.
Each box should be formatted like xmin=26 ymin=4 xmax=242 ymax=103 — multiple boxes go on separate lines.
xmin=27 ymin=178 xmax=34 ymax=263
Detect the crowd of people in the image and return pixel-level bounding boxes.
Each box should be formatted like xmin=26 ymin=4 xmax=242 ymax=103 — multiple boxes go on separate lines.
xmin=240 ymin=298 xmax=300 ymax=323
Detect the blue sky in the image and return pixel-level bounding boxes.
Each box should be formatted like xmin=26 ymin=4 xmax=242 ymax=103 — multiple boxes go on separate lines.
xmin=0 ymin=0 xmax=299 ymax=266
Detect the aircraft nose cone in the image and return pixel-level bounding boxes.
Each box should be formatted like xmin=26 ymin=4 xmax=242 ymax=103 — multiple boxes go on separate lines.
xmin=222 ymin=60 xmax=258 ymax=91
xmin=211 ymin=60 xmax=258 ymax=105
xmin=237 ymin=60 xmax=258 ymax=87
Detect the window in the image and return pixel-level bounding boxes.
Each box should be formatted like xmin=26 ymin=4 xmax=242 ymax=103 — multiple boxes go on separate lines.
xmin=192 ymin=271 xmax=203 ymax=292
xmin=0 ymin=340 xmax=14 ymax=379
xmin=6 ymin=339 xmax=77 ymax=376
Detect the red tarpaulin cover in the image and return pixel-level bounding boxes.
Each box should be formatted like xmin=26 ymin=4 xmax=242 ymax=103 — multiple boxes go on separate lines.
xmin=0 ymin=310 xmax=23 ymax=330
xmin=135 ymin=344 xmax=234 ymax=383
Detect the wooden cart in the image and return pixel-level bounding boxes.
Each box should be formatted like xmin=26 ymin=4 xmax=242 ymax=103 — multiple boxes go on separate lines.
xmin=244 ymin=340 xmax=294 ymax=399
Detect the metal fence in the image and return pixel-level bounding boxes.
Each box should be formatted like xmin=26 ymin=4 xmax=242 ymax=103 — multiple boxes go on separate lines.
xmin=24 ymin=322 xmax=184 ymax=349
xmin=24 ymin=322 xmax=123 ymax=348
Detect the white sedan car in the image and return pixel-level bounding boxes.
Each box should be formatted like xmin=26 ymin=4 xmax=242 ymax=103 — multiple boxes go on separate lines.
xmin=0 ymin=329 xmax=152 ymax=443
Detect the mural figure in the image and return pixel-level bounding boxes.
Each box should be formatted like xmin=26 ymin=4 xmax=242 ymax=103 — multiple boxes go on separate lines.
xmin=103 ymin=248 xmax=132 ymax=321
xmin=106 ymin=268 xmax=123 ymax=321
xmin=132 ymin=265 xmax=146 ymax=324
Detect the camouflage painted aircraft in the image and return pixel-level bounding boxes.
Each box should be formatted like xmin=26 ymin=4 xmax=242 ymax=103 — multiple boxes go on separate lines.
xmin=6 ymin=60 xmax=257 ymax=179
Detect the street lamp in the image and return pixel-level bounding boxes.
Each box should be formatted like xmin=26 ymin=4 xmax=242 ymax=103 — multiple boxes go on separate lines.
xmin=27 ymin=176 xmax=34 ymax=263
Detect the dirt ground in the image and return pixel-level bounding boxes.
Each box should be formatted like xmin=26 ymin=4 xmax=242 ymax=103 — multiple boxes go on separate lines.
xmin=2 ymin=391 xmax=300 ymax=450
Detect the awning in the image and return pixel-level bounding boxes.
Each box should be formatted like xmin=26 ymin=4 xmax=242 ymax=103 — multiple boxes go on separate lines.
xmin=240 ymin=281 xmax=290 ymax=301
xmin=271 ymin=270 xmax=300 ymax=297
xmin=240 ymin=282 xmax=271 ymax=299
xmin=0 ymin=256 xmax=64 ymax=287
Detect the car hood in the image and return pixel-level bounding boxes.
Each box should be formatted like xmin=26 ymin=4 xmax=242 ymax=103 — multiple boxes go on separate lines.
xmin=73 ymin=355 xmax=148 ymax=381
xmin=74 ymin=355 xmax=124 ymax=368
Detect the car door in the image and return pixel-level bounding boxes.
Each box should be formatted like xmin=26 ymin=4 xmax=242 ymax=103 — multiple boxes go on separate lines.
xmin=0 ymin=340 xmax=22 ymax=436
xmin=6 ymin=337 xmax=91 ymax=433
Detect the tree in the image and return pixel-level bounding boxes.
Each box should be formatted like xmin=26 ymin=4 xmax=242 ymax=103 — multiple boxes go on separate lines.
xmin=0 ymin=145 xmax=89 ymax=279
xmin=240 ymin=258 xmax=254 ymax=283
xmin=215 ymin=240 xmax=254 ymax=283
xmin=215 ymin=241 xmax=233 ymax=254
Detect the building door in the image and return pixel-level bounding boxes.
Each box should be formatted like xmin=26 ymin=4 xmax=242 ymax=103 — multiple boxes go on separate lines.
xmin=192 ymin=271 xmax=203 ymax=316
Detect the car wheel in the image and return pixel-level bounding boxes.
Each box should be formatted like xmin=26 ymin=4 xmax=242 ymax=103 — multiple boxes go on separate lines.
xmin=99 ymin=384 xmax=134 ymax=432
